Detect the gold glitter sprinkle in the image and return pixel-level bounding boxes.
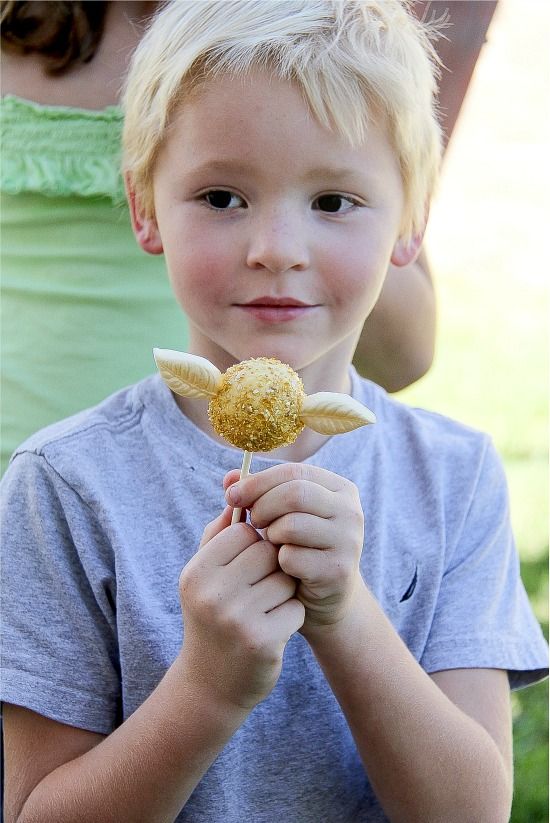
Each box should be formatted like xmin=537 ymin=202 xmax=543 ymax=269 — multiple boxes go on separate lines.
xmin=208 ymin=357 xmax=306 ymax=451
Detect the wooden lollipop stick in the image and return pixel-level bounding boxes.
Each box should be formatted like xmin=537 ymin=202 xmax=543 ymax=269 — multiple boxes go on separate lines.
xmin=231 ymin=450 xmax=253 ymax=524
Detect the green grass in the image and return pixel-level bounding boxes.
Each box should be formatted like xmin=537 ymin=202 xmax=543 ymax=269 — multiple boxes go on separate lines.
xmin=511 ymin=581 xmax=548 ymax=821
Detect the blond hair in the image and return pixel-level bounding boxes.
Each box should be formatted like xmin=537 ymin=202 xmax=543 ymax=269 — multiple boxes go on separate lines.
xmin=122 ymin=0 xmax=443 ymax=241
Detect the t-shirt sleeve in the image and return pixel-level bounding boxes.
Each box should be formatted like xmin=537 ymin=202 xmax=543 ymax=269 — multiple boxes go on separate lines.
xmin=1 ymin=450 xmax=120 ymax=733
xmin=420 ymin=437 xmax=548 ymax=690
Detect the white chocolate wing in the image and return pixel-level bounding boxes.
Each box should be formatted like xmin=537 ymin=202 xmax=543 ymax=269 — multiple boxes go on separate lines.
xmin=300 ymin=392 xmax=376 ymax=434
xmin=153 ymin=348 xmax=222 ymax=398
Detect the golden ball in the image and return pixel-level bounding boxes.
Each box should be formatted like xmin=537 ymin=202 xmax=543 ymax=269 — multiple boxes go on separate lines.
xmin=208 ymin=357 xmax=306 ymax=451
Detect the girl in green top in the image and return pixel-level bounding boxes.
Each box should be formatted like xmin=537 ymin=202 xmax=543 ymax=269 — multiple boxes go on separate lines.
xmin=0 ymin=94 xmax=189 ymax=474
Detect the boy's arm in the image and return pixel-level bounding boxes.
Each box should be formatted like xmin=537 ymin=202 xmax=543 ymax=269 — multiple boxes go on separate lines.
xmin=230 ymin=462 xmax=515 ymax=823
xmin=3 ymin=666 xmax=248 ymax=823
xmin=303 ymin=586 xmax=513 ymax=823
xmin=4 ymin=507 xmax=304 ymax=823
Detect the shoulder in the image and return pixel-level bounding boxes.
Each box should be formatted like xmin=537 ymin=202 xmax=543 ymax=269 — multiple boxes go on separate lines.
xmin=13 ymin=380 xmax=144 ymax=449
xmin=348 ymin=373 xmax=506 ymax=529
xmin=7 ymin=376 xmax=160 ymax=486
xmin=354 ymin=372 xmax=493 ymax=467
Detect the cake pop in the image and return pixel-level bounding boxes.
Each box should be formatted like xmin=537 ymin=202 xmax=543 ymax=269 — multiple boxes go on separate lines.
xmin=154 ymin=348 xmax=376 ymax=522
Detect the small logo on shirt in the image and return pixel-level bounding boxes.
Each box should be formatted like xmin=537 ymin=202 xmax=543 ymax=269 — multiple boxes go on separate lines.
xmin=400 ymin=566 xmax=418 ymax=602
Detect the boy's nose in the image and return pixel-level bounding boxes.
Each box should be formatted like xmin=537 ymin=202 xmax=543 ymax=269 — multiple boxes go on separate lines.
xmin=246 ymin=213 xmax=310 ymax=274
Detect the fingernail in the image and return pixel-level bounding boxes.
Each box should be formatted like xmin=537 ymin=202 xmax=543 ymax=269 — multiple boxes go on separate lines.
xmin=226 ymin=485 xmax=238 ymax=504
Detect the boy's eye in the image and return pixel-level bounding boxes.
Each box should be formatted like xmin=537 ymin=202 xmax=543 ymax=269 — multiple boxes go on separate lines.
xmin=204 ymin=190 xmax=245 ymax=210
xmin=314 ymin=194 xmax=357 ymax=213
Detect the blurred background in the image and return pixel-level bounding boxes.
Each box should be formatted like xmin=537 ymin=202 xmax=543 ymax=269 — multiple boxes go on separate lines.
xmin=398 ymin=0 xmax=549 ymax=819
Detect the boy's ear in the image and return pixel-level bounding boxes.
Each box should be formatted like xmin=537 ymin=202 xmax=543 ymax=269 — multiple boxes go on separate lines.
xmin=390 ymin=230 xmax=425 ymax=268
xmin=125 ymin=173 xmax=164 ymax=255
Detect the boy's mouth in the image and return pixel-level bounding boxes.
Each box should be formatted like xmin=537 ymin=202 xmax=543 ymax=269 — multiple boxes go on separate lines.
xmin=236 ymin=296 xmax=318 ymax=323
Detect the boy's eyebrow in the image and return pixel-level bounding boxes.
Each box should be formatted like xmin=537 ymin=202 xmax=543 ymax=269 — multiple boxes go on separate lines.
xmin=300 ymin=166 xmax=367 ymax=184
xmin=187 ymin=159 xmax=252 ymax=177
xmin=186 ymin=159 xmax=372 ymax=185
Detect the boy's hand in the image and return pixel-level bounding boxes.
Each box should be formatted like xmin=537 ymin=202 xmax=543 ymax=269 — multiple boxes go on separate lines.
xmin=178 ymin=504 xmax=305 ymax=712
xmin=225 ymin=464 xmax=365 ymax=633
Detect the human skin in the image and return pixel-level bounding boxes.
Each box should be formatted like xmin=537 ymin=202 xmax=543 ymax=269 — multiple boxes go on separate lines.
xmin=0 ymin=1 xmax=498 ymax=395
xmin=135 ymin=74 xmax=418 ymax=389
xmin=354 ymin=0 xmax=499 ymax=389
xmin=132 ymin=66 xmax=512 ymax=819
xmin=5 ymin=67 xmax=512 ymax=823
xmin=0 ymin=0 xmax=433 ymax=394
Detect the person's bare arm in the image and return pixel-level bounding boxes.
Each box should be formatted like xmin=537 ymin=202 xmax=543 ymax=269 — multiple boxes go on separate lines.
xmin=3 ymin=705 xmax=105 ymax=823
xmin=4 ymin=657 xmax=250 ymax=823
xmin=304 ymin=585 xmax=513 ymax=823
xmin=233 ymin=464 xmax=513 ymax=822
xmin=4 ymin=507 xmax=304 ymax=823
xmin=353 ymin=249 xmax=435 ymax=392
xmin=354 ymin=2 xmax=498 ymax=391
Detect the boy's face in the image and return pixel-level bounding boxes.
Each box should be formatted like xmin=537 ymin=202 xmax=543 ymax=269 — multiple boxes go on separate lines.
xmin=133 ymin=70 xmax=418 ymax=386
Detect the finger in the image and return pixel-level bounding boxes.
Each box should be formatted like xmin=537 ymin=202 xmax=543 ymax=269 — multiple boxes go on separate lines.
xmin=278 ymin=543 xmax=352 ymax=588
xmin=223 ymin=469 xmax=242 ymax=492
xmin=265 ymin=512 xmax=337 ymax=550
xmin=250 ymin=570 xmax=298 ymax=613
xmin=199 ymin=505 xmax=234 ymax=548
xmin=226 ymin=463 xmax=345 ymax=510
xmin=263 ymin=597 xmax=306 ymax=640
xmin=225 ymin=469 xmax=250 ymax=525
xmin=200 ymin=520 xmax=262 ymax=565
xmin=249 ymin=479 xmax=335 ymax=530
xmin=278 ymin=544 xmax=334 ymax=585
xmin=228 ymin=540 xmax=281 ymax=585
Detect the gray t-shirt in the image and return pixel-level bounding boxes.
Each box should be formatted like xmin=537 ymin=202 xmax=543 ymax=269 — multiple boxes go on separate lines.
xmin=1 ymin=369 xmax=547 ymax=822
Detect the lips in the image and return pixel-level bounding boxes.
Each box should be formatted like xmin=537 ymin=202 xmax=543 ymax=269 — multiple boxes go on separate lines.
xmin=242 ymin=297 xmax=312 ymax=308
xmin=236 ymin=296 xmax=318 ymax=323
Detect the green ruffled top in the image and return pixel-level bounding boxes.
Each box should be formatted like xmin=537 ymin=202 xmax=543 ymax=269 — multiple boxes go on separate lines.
xmin=1 ymin=94 xmax=126 ymax=202
xmin=0 ymin=95 xmax=188 ymax=474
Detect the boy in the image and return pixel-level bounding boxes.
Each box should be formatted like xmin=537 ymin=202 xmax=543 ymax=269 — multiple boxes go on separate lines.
xmin=1 ymin=2 xmax=547 ymax=821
